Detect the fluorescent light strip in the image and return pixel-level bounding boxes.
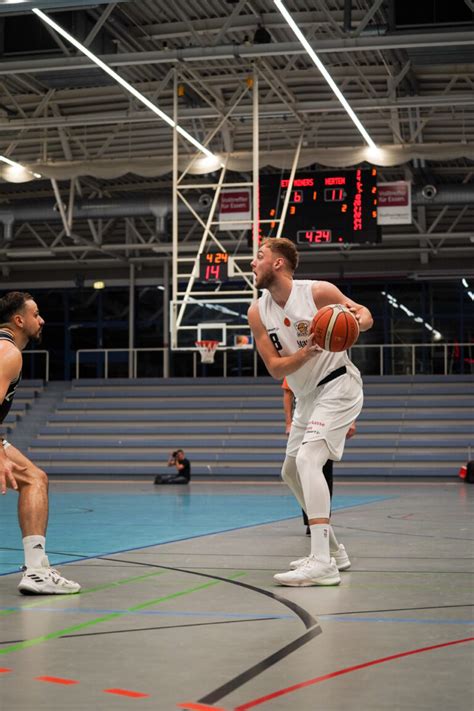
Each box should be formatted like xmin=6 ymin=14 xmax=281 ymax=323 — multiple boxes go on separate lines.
xmin=32 ymin=8 xmax=214 ymax=159
xmin=0 ymin=154 xmax=41 ymax=178
xmin=274 ymin=0 xmax=377 ymax=151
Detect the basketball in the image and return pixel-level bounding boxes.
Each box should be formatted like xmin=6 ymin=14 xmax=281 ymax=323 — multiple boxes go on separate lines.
xmin=310 ymin=304 xmax=359 ymax=352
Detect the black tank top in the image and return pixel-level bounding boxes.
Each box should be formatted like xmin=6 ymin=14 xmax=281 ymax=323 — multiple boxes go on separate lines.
xmin=0 ymin=330 xmax=21 ymax=425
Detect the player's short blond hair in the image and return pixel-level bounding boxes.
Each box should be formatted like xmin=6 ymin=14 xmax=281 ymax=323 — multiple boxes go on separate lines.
xmin=261 ymin=237 xmax=298 ymax=272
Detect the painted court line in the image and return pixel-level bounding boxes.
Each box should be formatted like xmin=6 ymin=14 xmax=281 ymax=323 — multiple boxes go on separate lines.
xmin=35 ymin=675 xmax=79 ymax=685
xmin=1 ymin=606 xmax=293 ymax=621
xmin=104 ymin=688 xmax=150 ymax=698
xmin=179 ymin=704 xmax=227 ymax=711
xmin=320 ymin=615 xmax=474 ymax=625
xmin=0 ymin=573 xmax=245 ymax=656
xmin=0 ymin=568 xmax=167 ymax=618
xmin=232 ymin=636 xmax=474 ymax=710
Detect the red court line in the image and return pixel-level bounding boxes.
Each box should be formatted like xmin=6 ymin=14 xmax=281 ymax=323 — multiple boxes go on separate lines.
xmin=178 ymin=703 xmax=228 ymax=711
xmin=234 ymin=636 xmax=474 ymax=710
xmin=178 ymin=704 xmax=228 ymax=711
xmin=104 ymin=688 xmax=150 ymax=698
xmin=35 ymin=675 xmax=79 ymax=685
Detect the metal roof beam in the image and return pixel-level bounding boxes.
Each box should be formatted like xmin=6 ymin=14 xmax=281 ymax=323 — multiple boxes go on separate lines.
xmin=0 ymin=92 xmax=472 ymax=131
xmin=1 ymin=31 xmax=473 ymax=74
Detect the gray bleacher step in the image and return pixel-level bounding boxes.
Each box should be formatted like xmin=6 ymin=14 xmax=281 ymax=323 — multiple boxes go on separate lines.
xmin=29 ymin=450 xmax=461 ymax=464
xmin=29 ymin=438 xmax=470 ymax=451
xmin=9 ymin=381 xmax=69 ymax=452
xmin=43 ymin=464 xmax=457 ymax=478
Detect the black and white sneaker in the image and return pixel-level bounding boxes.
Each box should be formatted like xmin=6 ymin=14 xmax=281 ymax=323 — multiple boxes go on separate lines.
xmin=18 ymin=557 xmax=81 ymax=595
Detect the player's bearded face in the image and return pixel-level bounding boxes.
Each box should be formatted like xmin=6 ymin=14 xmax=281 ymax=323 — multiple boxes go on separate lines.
xmin=252 ymin=247 xmax=277 ymax=289
xmin=255 ymin=264 xmax=276 ymax=289
xmin=22 ymin=300 xmax=45 ymax=343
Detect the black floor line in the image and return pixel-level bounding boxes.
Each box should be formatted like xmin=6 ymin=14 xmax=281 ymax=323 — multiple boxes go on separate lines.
xmin=336 ymin=524 xmax=474 ymax=542
xmin=62 ymin=616 xmax=281 ymax=639
xmin=199 ymin=626 xmax=322 ymax=705
xmin=100 ymin=555 xmax=323 ymax=705
xmin=102 ymin=556 xmax=318 ymax=630
xmin=0 ymin=617 xmax=281 ymax=646
xmin=322 ymin=603 xmax=474 ymax=616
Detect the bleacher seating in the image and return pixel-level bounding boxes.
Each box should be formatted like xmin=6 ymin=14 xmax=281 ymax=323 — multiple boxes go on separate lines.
xmin=25 ymin=375 xmax=473 ymax=478
xmin=3 ymin=380 xmax=44 ymax=433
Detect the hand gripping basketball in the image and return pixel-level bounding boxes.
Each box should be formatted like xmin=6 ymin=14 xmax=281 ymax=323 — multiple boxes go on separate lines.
xmin=310 ymin=304 xmax=359 ymax=352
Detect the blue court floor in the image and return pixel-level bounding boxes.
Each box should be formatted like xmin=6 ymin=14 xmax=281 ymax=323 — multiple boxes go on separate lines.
xmin=0 ymin=484 xmax=391 ymax=574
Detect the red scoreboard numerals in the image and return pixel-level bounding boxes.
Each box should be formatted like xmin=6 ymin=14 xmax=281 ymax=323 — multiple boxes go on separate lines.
xmin=300 ymin=229 xmax=332 ymax=244
xmin=205 ymin=264 xmax=221 ymax=280
xmin=200 ymin=252 xmax=229 ymax=282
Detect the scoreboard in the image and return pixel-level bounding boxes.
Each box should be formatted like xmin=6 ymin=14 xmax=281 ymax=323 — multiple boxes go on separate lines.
xmin=199 ymin=251 xmax=229 ymax=282
xmin=259 ymin=168 xmax=380 ymax=244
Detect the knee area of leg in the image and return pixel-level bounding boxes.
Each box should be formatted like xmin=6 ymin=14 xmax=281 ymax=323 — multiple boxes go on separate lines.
xmin=295 ymin=446 xmax=312 ymax=472
xmin=297 ymin=441 xmax=329 ymax=472
xmin=31 ymin=468 xmax=49 ymax=490
xmin=281 ymin=457 xmax=297 ymax=484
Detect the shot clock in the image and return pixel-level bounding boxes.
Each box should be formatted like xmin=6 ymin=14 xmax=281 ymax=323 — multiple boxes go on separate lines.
xmin=199 ymin=251 xmax=229 ymax=282
xmin=259 ymin=168 xmax=380 ymax=244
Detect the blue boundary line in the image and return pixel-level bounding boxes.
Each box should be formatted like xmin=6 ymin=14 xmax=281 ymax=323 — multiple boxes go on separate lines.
xmin=0 ymin=495 xmax=393 ymax=577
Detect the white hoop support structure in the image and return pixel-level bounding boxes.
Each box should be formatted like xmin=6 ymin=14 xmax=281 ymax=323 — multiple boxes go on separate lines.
xmin=195 ymin=340 xmax=219 ymax=364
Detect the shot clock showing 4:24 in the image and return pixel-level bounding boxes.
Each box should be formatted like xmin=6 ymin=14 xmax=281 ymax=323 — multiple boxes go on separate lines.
xmin=259 ymin=168 xmax=380 ymax=244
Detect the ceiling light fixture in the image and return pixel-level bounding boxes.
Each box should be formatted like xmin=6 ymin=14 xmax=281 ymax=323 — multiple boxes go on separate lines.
xmin=0 ymin=155 xmax=41 ymax=179
xmin=32 ymin=8 xmax=214 ymax=159
xmin=274 ymin=0 xmax=378 ymax=151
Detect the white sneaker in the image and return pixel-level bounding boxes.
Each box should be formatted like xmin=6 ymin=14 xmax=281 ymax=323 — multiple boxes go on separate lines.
xmin=332 ymin=543 xmax=351 ymax=570
xmin=290 ymin=543 xmax=351 ymax=572
xmin=274 ymin=555 xmax=341 ymax=587
xmin=18 ymin=557 xmax=81 ymax=595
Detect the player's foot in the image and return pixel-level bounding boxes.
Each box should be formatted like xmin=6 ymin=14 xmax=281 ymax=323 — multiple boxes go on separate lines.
xmin=18 ymin=557 xmax=81 ymax=595
xmin=290 ymin=543 xmax=351 ymax=572
xmin=305 ymin=526 xmax=310 ymax=535
xmin=274 ymin=555 xmax=341 ymax=587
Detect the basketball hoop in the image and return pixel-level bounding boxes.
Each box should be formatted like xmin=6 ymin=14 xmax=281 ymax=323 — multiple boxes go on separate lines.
xmin=195 ymin=340 xmax=219 ymax=364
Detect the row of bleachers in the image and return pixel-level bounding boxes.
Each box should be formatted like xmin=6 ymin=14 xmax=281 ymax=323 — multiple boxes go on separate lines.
xmin=3 ymin=380 xmax=44 ymax=433
xmin=24 ymin=375 xmax=473 ymax=478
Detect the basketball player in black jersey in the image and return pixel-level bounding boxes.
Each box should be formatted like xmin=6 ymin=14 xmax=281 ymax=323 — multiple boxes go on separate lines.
xmin=0 ymin=292 xmax=80 ymax=594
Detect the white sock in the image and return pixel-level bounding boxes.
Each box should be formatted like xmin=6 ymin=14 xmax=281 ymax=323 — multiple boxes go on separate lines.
xmin=23 ymin=535 xmax=47 ymax=569
xmin=309 ymin=523 xmax=330 ymax=563
xmin=329 ymin=526 xmax=340 ymax=554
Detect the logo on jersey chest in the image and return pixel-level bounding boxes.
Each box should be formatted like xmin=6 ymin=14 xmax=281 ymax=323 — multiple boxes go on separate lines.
xmin=295 ymin=320 xmax=310 ymax=348
xmin=295 ymin=320 xmax=310 ymax=337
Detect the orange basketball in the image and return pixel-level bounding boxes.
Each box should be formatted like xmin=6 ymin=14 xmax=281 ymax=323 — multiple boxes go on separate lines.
xmin=310 ymin=304 xmax=359 ymax=352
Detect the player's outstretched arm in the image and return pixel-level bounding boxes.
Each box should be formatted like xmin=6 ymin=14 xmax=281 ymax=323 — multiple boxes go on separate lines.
xmin=312 ymin=281 xmax=373 ymax=332
xmin=247 ymin=303 xmax=320 ymax=379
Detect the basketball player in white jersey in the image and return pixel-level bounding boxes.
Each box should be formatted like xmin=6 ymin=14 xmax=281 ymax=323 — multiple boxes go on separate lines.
xmin=0 ymin=291 xmax=80 ymax=594
xmin=248 ymin=238 xmax=373 ymax=586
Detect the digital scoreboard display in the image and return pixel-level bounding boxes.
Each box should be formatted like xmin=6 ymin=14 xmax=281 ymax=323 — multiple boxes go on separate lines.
xmin=259 ymin=168 xmax=380 ymax=244
xmin=199 ymin=251 xmax=229 ymax=282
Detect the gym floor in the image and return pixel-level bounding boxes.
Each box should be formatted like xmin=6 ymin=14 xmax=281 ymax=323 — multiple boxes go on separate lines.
xmin=0 ymin=479 xmax=473 ymax=711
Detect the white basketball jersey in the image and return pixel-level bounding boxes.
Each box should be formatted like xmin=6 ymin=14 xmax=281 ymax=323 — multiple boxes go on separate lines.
xmin=257 ymin=280 xmax=361 ymax=397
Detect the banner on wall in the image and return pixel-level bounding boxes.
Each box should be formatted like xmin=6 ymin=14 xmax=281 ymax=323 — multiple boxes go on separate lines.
xmin=377 ymin=181 xmax=411 ymax=225
xmin=218 ymin=189 xmax=251 ymax=231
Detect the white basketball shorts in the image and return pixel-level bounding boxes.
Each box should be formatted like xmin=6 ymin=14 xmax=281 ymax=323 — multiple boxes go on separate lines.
xmin=286 ymin=371 xmax=363 ymax=461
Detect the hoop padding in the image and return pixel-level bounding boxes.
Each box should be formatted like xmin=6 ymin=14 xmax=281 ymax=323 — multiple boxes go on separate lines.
xmin=196 ymin=340 xmax=219 ymax=364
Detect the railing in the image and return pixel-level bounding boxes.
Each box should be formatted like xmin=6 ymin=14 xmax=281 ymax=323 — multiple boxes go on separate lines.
xmin=349 ymin=342 xmax=473 ymax=376
xmin=74 ymin=343 xmax=473 ymax=378
xmin=22 ymin=349 xmax=50 ymax=382
xmin=76 ymin=348 xmax=167 ymax=379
